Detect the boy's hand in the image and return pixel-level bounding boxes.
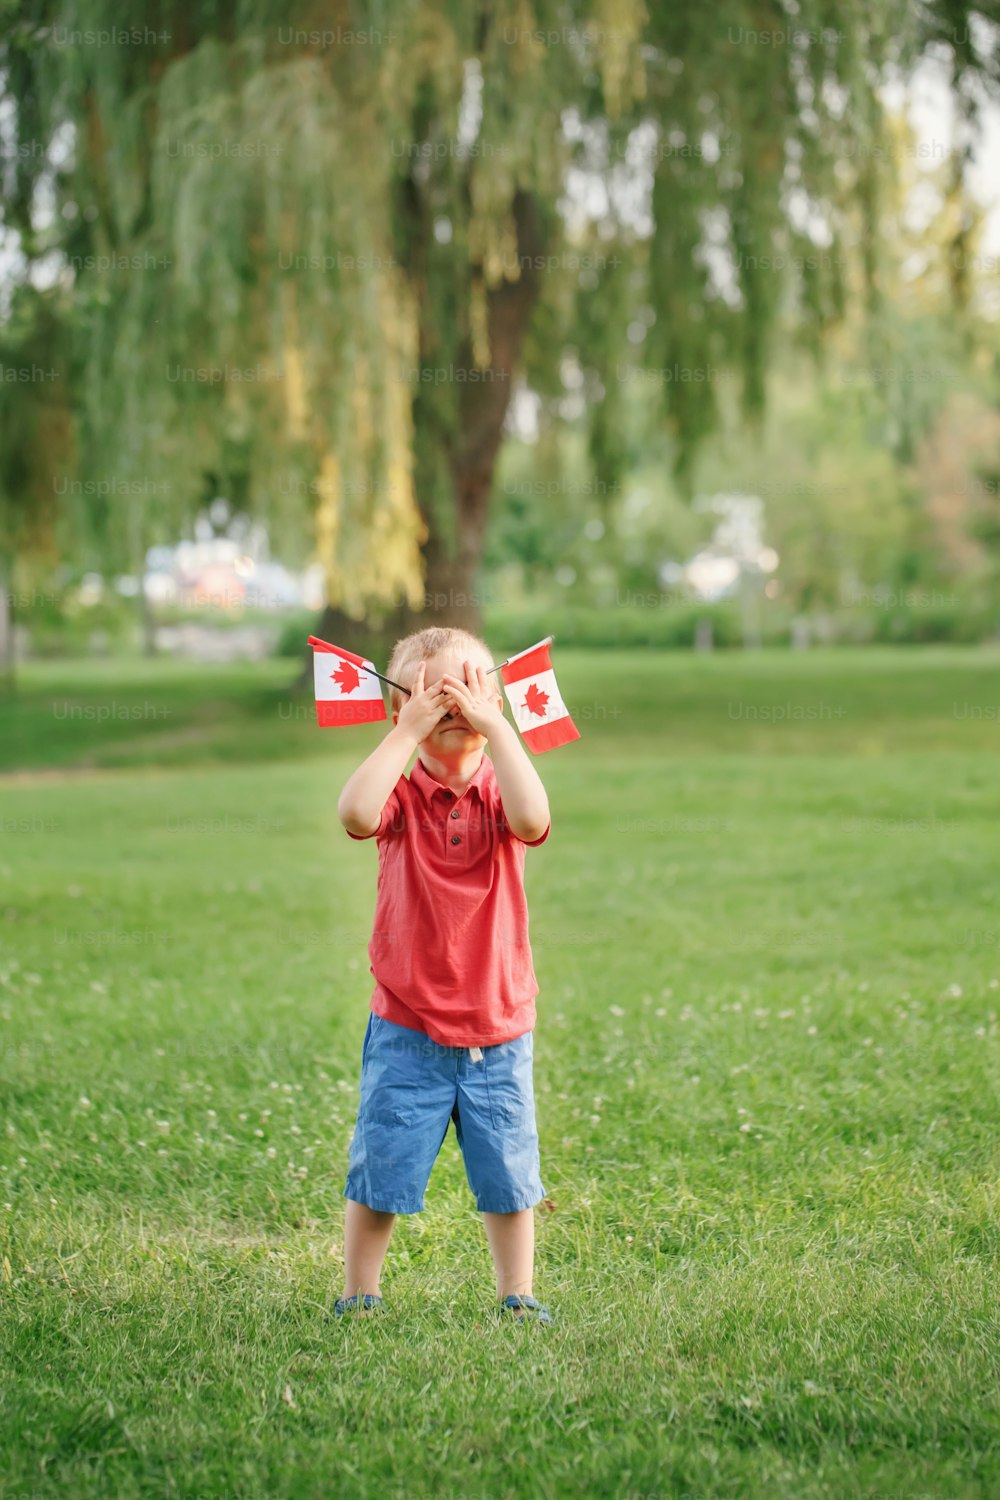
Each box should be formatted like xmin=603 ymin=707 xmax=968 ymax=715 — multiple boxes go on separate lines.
xmin=440 ymin=660 xmax=505 ymax=737
xmin=395 ymin=661 xmax=451 ymax=744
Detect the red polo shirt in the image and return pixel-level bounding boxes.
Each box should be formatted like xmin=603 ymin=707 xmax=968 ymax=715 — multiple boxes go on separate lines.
xmin=346 ymin=752 xmax=549 ymax=1046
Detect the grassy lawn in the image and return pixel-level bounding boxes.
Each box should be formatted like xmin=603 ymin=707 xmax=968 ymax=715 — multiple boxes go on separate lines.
xmin=1 ymin=648 xmax=998 ymax=1498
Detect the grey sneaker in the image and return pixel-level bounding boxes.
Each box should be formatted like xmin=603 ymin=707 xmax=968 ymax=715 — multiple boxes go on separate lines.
xmin=500 ymin=1294 xmax=555 ymax=1326
xmin=334 ymin=1293 xmax=384 ymax=1318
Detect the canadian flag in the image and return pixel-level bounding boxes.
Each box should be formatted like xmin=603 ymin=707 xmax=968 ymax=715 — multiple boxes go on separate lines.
xmin=500 ymin=636 xmax=580 ymax=753
xmin=308 ymin=636 xmax=387 ymax=727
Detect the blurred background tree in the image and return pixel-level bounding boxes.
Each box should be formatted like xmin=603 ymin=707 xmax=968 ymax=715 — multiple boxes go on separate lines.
xmin=1 ymin=0 xmax=999 ymax=660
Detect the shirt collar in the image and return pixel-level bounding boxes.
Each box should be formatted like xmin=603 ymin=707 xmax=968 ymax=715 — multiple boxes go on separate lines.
xmin=411 ymin=753 xmax=492 ymax=807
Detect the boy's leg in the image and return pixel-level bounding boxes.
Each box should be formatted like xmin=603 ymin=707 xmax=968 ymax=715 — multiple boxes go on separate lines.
xmin=342 ymin=1198 xmax=396 ymax=1306
xmin=481 ymin=1207 xmax=534 ymax=1305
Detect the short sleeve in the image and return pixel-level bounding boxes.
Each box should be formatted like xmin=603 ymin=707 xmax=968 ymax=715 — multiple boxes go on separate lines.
xmin=493 ymin=787 xmax=550 ymax=845
xmin=512 ymin=821 xmax=550 ymax=847
xmin=345 ymin=785 xmax=402 ymax=841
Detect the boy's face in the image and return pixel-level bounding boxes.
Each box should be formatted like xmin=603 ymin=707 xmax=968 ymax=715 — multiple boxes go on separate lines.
xmin=393 ymin=650 xmax=503 ymax=754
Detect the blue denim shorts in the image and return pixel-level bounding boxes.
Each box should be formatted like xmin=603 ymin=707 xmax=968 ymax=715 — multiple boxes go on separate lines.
xmin=343 ymin=1012 xmax=545 ymax=1214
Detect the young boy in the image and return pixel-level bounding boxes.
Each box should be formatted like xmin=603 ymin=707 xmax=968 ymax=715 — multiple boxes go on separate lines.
xmin=335 ymin=626 xmax=555 ymax=1325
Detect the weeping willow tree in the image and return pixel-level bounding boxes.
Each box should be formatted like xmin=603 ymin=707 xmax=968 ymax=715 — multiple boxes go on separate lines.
xmin=2 ymin=0 xmax=997 ymax=639
xmin=0 ymin=284 xmax=73 ymax=679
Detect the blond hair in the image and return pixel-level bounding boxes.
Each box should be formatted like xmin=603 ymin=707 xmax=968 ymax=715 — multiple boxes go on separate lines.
xmin=386 ymin=626 xmax=495 ymax=714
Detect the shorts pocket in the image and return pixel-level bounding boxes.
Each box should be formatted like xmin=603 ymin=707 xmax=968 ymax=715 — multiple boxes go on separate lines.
xmin=360 ymin=1104 xmax=411 ymax=1128
xmin=490 ymin=1098 xmax=532 ymax=1128
xmin=487 ymin=1032 xmax=535 ymax=1129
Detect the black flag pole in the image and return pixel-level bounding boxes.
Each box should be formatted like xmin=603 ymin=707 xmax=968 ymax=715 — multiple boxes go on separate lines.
xmin=390 ymin=657 xmax=511 ymax=698
xmin=308 ymin=636 xmax=410 ymax=699
xmin=486 ymin=634 xmax=553 ymax=679
xmin=396 ymin=636 xmax=552 ymax=694
xmin=310 ymin=633 xmax=551 ymax=699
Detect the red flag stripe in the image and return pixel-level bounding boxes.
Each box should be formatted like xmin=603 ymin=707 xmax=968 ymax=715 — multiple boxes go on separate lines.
xmin=308 ymin=635 xmax=369 ymax=668
xmin=499 ymin=640 xmax=555 ymax=685
xmin=520 ymin=716 xmax=582 ymax=753
xmin=316 ymin=699 xmax=387 ymax=727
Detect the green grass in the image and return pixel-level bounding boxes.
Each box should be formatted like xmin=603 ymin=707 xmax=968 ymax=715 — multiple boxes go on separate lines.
xmin=1 ymin=648 xmax=998 ymax=1499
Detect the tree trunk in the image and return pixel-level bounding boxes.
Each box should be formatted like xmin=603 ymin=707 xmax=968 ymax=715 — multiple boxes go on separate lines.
xmin=138 ymin=578 xmax=157 ymax=658
xmin=382 ymin=189 xmax=544 ymax=641
xmin=126 ymin=496 xmax=156 ymax=658
xmin=304 ymin=192 xmax=544 ymax=680
xmin=0 ymin=556 xmax=14 ymax=689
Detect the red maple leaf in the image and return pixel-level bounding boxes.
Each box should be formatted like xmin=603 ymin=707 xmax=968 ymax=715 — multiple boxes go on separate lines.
xmin=522 ymin=681 xmax=549 ymax=718
xmin=332 ymin=661 xmax=362 ymax=694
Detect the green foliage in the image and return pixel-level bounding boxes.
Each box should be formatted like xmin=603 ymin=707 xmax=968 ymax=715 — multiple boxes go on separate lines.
xmin=484 ymin=599 xmax=746 ymax=649
xmin=4 ymin=0 xmax=997 ymax=627
xmin=11 ymin=585 xmax=138 ymax=658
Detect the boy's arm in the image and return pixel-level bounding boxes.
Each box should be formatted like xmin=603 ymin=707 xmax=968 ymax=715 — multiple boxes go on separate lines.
xmin=439 ymin=661 xmax=550 ymax=843
xmin=486 ymin=717 xmax=550 ymax=844
xmin=337 ymin=722 xmax=418 ymax=837
xmin=338 ymin=660 xmax=450 ymax=836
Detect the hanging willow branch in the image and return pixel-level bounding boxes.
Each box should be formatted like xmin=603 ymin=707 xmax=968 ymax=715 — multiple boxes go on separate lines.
xmin=1 ymin=0 xmax=996 ymax=620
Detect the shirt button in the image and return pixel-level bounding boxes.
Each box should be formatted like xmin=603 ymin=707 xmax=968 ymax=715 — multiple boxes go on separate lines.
xmin=451 ymin=834 xmax=461 ymax=845
xmin=450 ymin=809 xmax=460 ymax=819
